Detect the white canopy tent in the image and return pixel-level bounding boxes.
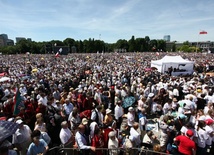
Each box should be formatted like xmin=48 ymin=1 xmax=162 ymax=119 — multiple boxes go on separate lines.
xmin=151 ymin=55 xmax=194 ymax=75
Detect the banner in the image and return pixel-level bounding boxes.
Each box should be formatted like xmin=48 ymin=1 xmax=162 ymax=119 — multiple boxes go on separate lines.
xmin=13 ymin=89 xmax=23 ymax=115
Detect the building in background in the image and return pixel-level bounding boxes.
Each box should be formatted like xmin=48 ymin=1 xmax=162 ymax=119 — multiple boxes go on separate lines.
xmin=0 ymin=34 xmax=8 ymax=46
xmin=7 ymin=39 xmax=14 ymax=46
xmin=163 ymin=35 xmax=171 ymax=42
xmin=0 ymin=38 xmax=4 ymax=46
xmin=16 ymin=37 xmax=26 ymax=43
xmin=0 ymin=34 xmax=14 ymax=46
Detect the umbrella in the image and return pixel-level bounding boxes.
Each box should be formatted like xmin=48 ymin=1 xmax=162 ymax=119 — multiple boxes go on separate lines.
xmin=122 ymin=96 xmax=136 ymax=108
xmin=0 ymin=77 xmax=10 ymax=82
xmin=0 ymin=120 xmax=19 ymax=142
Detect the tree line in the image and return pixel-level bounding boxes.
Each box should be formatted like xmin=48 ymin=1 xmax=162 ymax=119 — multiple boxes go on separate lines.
xmin=0 ymin=35 xmax=199 ymax=54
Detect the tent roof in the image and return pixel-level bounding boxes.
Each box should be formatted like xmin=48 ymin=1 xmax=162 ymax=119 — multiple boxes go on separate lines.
xmin=152 ymin=55 xmax=194 ymax=64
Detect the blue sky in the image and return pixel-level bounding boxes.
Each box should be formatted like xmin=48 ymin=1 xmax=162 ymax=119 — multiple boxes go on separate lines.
xmin=0 ymin=0 xmax=214 ymax=43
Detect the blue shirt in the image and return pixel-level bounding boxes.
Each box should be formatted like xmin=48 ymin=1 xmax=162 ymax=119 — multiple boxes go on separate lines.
xmin=75 ymin=131 xmax=91 ymax=150
xmin=27 ymin=139 xmax=47 ymax=155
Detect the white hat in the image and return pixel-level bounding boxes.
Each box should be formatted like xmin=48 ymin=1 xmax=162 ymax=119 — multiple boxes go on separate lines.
xmin=82 ymin=118 xmax=88 ymax=125
xmin=128 ymin=107 xmax=134 ymax=112
xmin=148 ymin=93 xmax=154 ymax=98
xmin=7 ymin=117 xmax=14 ymax=122
xmin=16 ymin=119 xmax=23 ymax=124
xmin=106 ymin=109 xmax=112 ymax=114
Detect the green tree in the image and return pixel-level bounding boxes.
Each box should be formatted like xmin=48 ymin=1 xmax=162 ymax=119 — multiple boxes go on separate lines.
xmin=16 ymin=39 xmax=32 ymax=54
xmin=128 ymin=35 xmax=136 ymax=52
xmin=63 ymin=38 xmax=75 ymax=53
xmin=144 ymin=36 xmax=150 ymax=51
xmin=183 ymin=41 xmax=190 ymax=46
xmin=150 ymin=39 xmax=158 ymax=51
xmin=115 ymin=39 xmax=129 ymax=51
xmin=157 ymin=40 xmax=166 ymax=52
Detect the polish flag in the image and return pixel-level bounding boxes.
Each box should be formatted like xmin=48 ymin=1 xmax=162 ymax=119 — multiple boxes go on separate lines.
xmin=199 ymin=31 xmax=207 ymax=34
xmin=55 ymin=52 xmax=60 ymax=57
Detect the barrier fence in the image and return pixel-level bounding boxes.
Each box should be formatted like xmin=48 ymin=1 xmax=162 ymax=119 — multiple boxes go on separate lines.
xmin=47 ymin=147 xmax=172 ymax=155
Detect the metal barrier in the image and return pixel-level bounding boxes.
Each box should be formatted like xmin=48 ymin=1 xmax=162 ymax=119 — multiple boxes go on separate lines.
xmin=46 ymin=147 xmax=172 ymax=155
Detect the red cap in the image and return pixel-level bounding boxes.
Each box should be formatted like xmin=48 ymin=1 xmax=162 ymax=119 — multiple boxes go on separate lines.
xmin=186 ymin=130 xmax=194 ymax=137
xmin=205 ymin=119 xmax=214 ymax=125
xmin=0 ymin=117 xmax=7 ymax=121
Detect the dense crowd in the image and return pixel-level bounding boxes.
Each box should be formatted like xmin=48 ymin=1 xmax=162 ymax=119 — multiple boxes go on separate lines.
xmin=0 ymin=52 xmax=214 ymax=155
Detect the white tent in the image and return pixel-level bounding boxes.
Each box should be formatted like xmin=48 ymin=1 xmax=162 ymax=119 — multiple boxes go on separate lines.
xmin=151 ymin=55 xmax=194 ymax=75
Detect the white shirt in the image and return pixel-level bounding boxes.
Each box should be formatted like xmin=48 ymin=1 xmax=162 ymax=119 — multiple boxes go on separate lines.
xmin=63 ymin=103 xmax=74 ymax=115
xmin=91 ymin=109 xmax=103 ymax=125
xmin=38 ymin=96 xmax=48 ymax=106
xmin=13 ymin=125 xmax=32 ymax=144
xmin=130 ymin=127 xmax=141 ymax=146
xmin=196 ymin=128 xmax=208 ymax=148
xmin=138 ymin=100 xmax=144 ymax=111
xmin=59 ymin=128 xmax=72 ymax=144
xmin=205 ymin=125 xmax=213 ymax=145
xmin=139 ymin=115 xmax=147 ymax=126
xmin=114 ymin=105 xmax=123 ymax=120
xmin=163 ymin=103 xmax=172 ymax=114
xmin=108 ymin=138 xmax=119 ymax=155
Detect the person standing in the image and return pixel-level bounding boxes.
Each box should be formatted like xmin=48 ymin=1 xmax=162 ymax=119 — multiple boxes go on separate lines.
xmin=13 ymin=119 xmax=32 ymax=155
xmin=59 ymin=121 xmax=74 ymax=155
xmin=174 ymin=130 xmax=196 ymax=155
xmin=108 ymin=131 xmax=119 ymax=155
xmin=27 ymin=130 xmax=49 ymax=155
xmin=75 ymin=124 xmax=96 ymax=155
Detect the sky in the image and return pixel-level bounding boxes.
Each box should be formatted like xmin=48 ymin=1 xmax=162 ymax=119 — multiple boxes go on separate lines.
xmin=0 ymin=0 xmax=214 ymax=43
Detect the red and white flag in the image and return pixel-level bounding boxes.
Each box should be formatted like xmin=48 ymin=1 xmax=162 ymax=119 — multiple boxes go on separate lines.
xmin=199 ymin=31 xmax=207 ymax=34
xmin=55 ymin=52 xmax=60 ymax=57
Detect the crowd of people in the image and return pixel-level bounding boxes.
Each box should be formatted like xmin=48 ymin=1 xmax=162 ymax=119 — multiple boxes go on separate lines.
xmin=0 ymin=52 xmax=214 ymax=155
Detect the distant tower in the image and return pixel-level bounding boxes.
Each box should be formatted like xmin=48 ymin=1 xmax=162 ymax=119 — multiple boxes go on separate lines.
xmin=163 ymin=35 xmax=170 ymax=42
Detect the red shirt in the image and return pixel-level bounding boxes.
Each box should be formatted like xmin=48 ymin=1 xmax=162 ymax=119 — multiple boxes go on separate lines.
xmin=91 ymin=134 xmax=104 ymax=155
xmin=102 ymin=128 xmax=113 ymax=148
xmin=175 ymin=135 xmax=196 ymax=155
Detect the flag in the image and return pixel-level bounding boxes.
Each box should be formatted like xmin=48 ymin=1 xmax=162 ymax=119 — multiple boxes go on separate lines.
xmin=55 ymin=52 xmax=60 ymax=57
xmin=13 ymin=89 xmax=23 ymax=115
xmin=0 ymin=120 xmax=20 ymax=141
xmin=199 ymin=31 xmax=207 ymax=34
xmin=59 ymin=48 xmax=62 ymax=53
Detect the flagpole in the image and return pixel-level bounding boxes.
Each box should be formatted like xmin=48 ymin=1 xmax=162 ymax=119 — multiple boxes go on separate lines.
xmin=196 ymin=34 xmax=199 ymax=52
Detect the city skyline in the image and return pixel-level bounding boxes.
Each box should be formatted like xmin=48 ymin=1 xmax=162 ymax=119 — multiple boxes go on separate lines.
xmin=0 ymin=0 xmax=214 ymax=43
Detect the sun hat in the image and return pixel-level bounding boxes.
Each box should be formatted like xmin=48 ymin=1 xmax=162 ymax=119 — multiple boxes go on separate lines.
xmin=106 ymin=109 xmax=112 ymax=114
xmin=16 ymin=119 xmax=23 ymax=124
xmin=128 ymin=107 xmax=134 ymax=112
xmin=82 ymin=118 xmax=88 ymax=125
xmin=148 ymin=93 xmax=154 ymax=98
